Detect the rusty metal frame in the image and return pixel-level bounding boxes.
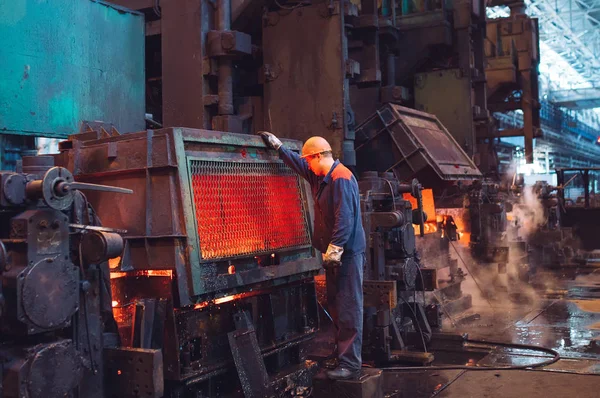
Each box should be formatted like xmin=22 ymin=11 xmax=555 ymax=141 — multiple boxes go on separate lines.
xmin=60 ymin=128 xmax=321 ymax=304
xmin=174 ymin=129 xmax=320 ymax=299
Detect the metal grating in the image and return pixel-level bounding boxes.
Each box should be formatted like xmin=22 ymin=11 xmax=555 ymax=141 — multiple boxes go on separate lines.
xmin=190 ymin=160 xmax=311 ymax=260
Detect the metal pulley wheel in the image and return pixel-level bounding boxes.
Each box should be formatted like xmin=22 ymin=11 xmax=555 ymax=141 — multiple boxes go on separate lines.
xmin=42 ymin=167 xmax=77 ymax=210
xmin=24 ymin=167 xmax=76 ymax=210
xmin=26 ymin=167 xmax=133 ymax=211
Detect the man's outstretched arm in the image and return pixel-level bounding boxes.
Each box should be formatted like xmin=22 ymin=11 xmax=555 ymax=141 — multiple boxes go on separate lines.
xmin=258 ymin=131 xmax=313 ymax=182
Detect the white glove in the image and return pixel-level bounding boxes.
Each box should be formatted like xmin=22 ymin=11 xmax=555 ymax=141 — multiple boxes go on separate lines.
xmin=323 ymin=243 xmax=343 ymax=268
xmin=258 ymin=131 xmax=283 ymax=150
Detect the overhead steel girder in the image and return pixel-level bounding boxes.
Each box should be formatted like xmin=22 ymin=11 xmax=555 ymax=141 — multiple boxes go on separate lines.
xmin=548 ymin=87 xmax=600 ymax=109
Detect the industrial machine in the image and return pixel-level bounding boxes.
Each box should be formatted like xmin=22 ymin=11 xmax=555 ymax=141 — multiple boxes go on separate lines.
xmin=556 ymin=168 xmax=600 ymax=254
xmin=0 ymin=155 xmax=130 ymax=398
xmin=1 ymin=0 xmax=545 ymax=395
xmin=53 ymin=127 xmax=322 ymax=397
xmin=466 ymin=179 xmax=531 ymax=292
xmin=467 ymin=179 xmax=510 ymax=268
xmin=0 ymin=127 xmax=322 ymax=397
xmin=359 ymin=172 xmax=435 ymax=365
xmin=355 ymin=104 xmax=479 ymax=318
xmin=527 ymin=168 xmax=600 ymax=269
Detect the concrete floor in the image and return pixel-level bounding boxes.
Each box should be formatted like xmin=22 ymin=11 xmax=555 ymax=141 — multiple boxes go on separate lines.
xmin=310 ymin=266 xmax=600 ymax=397
xmin=381 ymin=267 xmax=600 ymax=397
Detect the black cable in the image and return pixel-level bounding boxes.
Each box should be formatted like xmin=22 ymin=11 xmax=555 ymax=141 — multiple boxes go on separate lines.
xmin=274 ymin=0 xmax=307 ymax=10
xmin=380 ymin=339 xmax=560 ymax=371
xmin=430 ymin=369 xmax=467 ymax=397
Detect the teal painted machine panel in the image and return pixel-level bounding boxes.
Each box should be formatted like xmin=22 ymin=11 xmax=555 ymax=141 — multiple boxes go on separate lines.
xmin=0 ymin=0 xmax=145 ymax=138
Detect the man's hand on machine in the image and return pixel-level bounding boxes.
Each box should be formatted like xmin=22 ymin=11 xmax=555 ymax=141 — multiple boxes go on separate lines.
xmin=323 ymin=243 xmax=343 ymax=269
xmin=258 ymin=131 xmax=283 ymax=150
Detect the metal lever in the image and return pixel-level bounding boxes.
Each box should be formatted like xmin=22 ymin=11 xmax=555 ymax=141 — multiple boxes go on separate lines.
xmin=412 ymin=179 xmax=425 ymax=237
xmin=69 ymin=224 xmax=128 ymax=234
xmin=416 ymin=191 xmax=425 ymax=237
xmin=57 ymin=181 xmax=133 ymax=195
xmin=398 ymin=178 xmax=426 ymax=236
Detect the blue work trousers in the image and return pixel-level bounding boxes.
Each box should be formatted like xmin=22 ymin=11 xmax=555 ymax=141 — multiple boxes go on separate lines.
xmin=326 ymin=252 xmax=365 ymax=371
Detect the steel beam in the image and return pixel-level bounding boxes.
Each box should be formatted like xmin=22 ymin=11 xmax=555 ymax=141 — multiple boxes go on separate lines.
xmin=548 ymin=87 xmax=600 ymax=109
xmin=106 ymin=0 xmax=155 ymax=9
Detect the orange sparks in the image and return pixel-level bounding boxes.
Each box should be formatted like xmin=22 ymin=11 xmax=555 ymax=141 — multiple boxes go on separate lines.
xmin=192 ymin=292 xmax=257 ymax=310
xmin=112 ymin=300 xmax=119 ymax=307
xmin=215 ymin=295 xmax=236 ymax=305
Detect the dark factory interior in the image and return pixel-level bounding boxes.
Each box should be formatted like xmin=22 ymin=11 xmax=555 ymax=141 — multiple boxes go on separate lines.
xmin=1 ymin=0 xmax=600 ymax=396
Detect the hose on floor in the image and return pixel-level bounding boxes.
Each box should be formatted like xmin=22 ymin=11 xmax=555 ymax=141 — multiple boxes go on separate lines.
xmin=379 ymin=339 xmax=560 ymax=371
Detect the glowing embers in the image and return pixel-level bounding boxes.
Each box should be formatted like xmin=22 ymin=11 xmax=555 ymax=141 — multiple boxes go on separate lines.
xmin=437 ymin=209 xmax=471 ymax=245
xmin=404 ymin=188 xmax=438 ymax=235
xmin=190 ymin=160 xmax=311 ymax=259
xmin=108 ymin=256 xmax=121 ymax=270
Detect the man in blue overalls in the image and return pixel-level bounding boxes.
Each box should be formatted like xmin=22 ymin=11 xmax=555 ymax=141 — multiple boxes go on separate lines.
xmin=259 ymin=132 xmax=366 ymax=380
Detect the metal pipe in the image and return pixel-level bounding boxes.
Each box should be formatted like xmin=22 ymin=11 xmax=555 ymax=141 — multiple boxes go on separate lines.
xmin=218 ymin=59 xmax=234 ymax=115
xmin=217 ymin=0 xmax=233 ymax=115
xmin=217 ymin=0 xmax=231 ymax=31
xmin=386 ymin=52 xmax=396 ymax=86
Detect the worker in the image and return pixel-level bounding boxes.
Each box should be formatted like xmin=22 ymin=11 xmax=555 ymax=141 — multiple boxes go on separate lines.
xmin=259 ymin=132 xmax=365 ymax=380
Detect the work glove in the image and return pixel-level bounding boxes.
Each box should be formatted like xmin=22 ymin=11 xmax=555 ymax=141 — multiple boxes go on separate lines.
xmin=258 ymin=131 xmax=283 ymax=150
xmin=323 ymin=243 xmax=343 ymax=269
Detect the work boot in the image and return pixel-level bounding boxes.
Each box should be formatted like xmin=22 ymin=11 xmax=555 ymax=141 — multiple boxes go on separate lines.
xmin=326 ymin=367 xmax=360 ymax=380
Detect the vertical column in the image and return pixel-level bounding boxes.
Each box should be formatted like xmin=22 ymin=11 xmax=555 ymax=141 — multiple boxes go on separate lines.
xmin=161 ymin=0 xmax=207 ymax=128
xmin=216 ymin=0 xmax=233 ymax=116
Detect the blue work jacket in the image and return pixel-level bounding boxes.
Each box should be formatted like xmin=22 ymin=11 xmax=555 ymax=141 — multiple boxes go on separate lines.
xmin=279 ymin=146 xmax=366 ymax=255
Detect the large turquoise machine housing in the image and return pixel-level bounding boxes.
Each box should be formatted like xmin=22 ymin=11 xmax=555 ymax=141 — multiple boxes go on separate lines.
xmin=0 ymin=0 xmax=146 ymax=169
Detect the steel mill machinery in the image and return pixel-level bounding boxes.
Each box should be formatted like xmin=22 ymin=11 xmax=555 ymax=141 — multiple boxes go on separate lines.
xmin=555 ymin=168 xmax=600 ymax=259
xmin=359 ymin=171 xmax=438 ymax=365
xmin=106 ymin=0 xmax=541 ymax=307
xmin=527 ymin=168 xmax=600 ymax=269
xmin=107 ymin=0 xmax=539 ymax=166
xmin=524 ymin=180 xmax=575 ymax=270
xmin=0 ymin=0 xmax=545 ymax=394
xmin=355 ymin=104 xmax=481 ymax=319
xmin=0 ymin=155 xmax=130 ymax=398
xmin=51 ymin=127 xmax=322 ymax=397
xmin=467 ymin=180 xmax=511 ymax=268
